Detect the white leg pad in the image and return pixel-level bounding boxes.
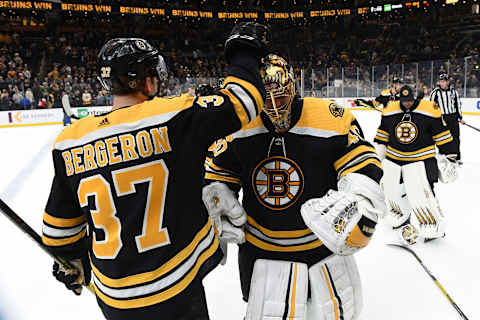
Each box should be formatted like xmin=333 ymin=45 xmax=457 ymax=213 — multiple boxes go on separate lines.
xmin=246 ymin=260 xmax=308 ymax=320
xmin=307 ymin=255 xmax=362 ymax=320
xmin=402 ymin=161 xmax=445 ymax=238
xmin=381 ymin=159 xmax=411 ymax=227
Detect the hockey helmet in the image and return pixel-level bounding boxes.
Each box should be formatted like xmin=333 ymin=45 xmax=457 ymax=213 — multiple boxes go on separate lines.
xmin=97 ymin=38 xmax=168 ymax=95
xmin=260 ymin=54 xmax=295 ymax=122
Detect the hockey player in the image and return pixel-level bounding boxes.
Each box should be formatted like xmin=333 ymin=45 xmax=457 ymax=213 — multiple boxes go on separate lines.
xmin=355 ymin=77 xmax=403 ymax=111
xmin=41 ymin=22 xmax=269 ymax=320
xmin=374 ymin=85 xmax=458 ymax=243
xmin=202 ymin=55 xmax=386 ymax=320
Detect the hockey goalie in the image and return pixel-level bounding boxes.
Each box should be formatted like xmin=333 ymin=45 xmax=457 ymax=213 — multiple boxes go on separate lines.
xmin=202 ymin=55 xmax=386 ymax=320
xmin=374 ymin=85 xmax=459 ymax=244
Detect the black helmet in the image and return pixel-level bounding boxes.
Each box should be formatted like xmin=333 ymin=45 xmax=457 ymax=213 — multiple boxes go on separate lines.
xmin=97 ymin=38 xmax=167 ymax=95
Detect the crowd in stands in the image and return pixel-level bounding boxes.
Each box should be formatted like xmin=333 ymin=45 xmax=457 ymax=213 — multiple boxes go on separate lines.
xmin=1 ymin=7 xmax=480 ymax=110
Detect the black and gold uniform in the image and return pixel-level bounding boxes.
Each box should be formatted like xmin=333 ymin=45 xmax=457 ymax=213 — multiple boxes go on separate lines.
xmin=205 ymin=97 xmax=382 ymax=300
xmin=41 ymin=54 xmax=265 ymax=319
xmin=375 ymin=89 xmax=400 ymax=108
xmin=374 ymin=99 xmax=455 ymax=189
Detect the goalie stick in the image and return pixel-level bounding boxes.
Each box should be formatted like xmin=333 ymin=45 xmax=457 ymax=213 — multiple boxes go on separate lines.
xmin=0 ymin=198 xmax=95 ymax=294
xmin=388 ymin=244 xmax=469 ymax=320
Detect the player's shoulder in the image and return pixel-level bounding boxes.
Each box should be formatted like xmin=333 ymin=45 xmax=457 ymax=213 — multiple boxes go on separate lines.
xmin=414 ymin=99 xmax=442 ymax=118
xmin=381 ymin=101 xmax=401 ymax=116
xmin=53 ymin=94 xmax=194 ymax=149
xmin=296 ymin=97 xmax=354 ymax=135
xmin=380 ymin=89 xmax=391 ymax=96
xmin=231 ymin=115 xmax=266 ymax=140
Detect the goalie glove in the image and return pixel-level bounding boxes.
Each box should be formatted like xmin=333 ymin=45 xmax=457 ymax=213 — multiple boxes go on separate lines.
xmin=301 ymin=173 xmax=385 ymax=255
xmin=202 ymin=182 xmax=247 ymax=227
xmin=437 ymin=154 xmax=459 ymax=183
xmin=225 ymin=22 xmax=271 ymax=64
xmin=52 ymin=254 xmax=91 ymax=295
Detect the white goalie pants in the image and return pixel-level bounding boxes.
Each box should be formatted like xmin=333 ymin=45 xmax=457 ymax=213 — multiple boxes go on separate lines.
xmin=245 ymin=255 xmax=362 ymax=320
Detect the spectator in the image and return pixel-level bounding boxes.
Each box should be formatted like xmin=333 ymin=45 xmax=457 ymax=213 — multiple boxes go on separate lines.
xmin=82 ymin=89 xmax=92 ymax=106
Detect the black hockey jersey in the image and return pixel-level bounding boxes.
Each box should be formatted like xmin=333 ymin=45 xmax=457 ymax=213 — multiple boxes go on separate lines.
xmin=205 ymin=97 xmax=382 ymax=267
xmin=375 ymin=89 xmax=399 ymax=109
xmin=42 ymin=54 xmax=265 ymax=318
xmin=374 ymin=99 xmax=455 ymax=165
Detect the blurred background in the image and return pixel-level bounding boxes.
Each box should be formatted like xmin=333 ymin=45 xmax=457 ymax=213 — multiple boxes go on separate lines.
xmin=0 ymin=0 xmax=479 ymax=110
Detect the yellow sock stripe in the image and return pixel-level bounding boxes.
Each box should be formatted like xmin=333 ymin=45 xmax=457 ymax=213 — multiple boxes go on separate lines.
xmin=288 ymin=264 xmax=298 ymax=320
xmin=247 ymin=216 xmax=312 ymax=238
xmin=338 ymin=158 xmax=382 ymax=178
xmin=93 ymin=237 xmax=219 ymax=309
xmin=245 ymin=233 xmax=323 ymax=252
xmin=42 ymin=229 xmax=86 ymax=246
xmin=205 ymin=172 xmax=242 ymax=185
xmin=334 ymin=145 xmax=377 ymax=171
xmin=321 ymin=265 xmax=340 ymax=320
xmin=91 ymin=219 xmax=213 ymax=287
xmin=43 ymin=211 xmax=86 ymax=228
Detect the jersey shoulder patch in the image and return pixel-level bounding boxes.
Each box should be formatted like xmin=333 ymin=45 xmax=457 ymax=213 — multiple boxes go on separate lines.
xmin=296 ymin=98 xmax=353 ymax=135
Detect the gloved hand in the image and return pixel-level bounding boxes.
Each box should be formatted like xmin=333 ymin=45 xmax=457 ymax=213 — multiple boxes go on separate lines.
xmin=225 ymin=22 xmax=271 ymax=63
xmin=52 ymin=254 xmax=91 ymax=295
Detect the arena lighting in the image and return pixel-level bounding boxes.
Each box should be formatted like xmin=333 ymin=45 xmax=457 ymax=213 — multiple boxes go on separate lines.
xmin=446 ymin=0 xmax=459 ymax=3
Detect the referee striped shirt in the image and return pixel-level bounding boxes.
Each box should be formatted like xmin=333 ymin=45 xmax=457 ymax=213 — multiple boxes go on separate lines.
xmin=429 ymin=87 xmax=463 ymax=119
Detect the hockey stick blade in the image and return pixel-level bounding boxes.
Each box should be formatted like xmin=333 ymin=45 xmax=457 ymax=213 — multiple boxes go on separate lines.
xmin=387 ymin=244 xmax=469 ymax=320
xmin=0 ymin=198 xmax=95 ymax=294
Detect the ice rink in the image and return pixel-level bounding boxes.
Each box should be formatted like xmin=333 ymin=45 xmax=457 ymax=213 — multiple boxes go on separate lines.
xmin=0 ymin=110 xmax=479 ymax=320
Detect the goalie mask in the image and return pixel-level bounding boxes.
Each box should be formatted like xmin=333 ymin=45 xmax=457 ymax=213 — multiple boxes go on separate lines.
xmin=260 ymin=54 xmax=295 ymax=132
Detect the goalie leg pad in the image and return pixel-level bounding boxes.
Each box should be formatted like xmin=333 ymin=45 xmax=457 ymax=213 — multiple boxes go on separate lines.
xmin=401 ymin=161 xmax=445 ymax=239
xmin=246 ymin=259 xmax=308 ymax=320
xmin=382 ymin=159 xmax=412 ymax=228
xmin=307 ymin=255 xmax=362 ymax=320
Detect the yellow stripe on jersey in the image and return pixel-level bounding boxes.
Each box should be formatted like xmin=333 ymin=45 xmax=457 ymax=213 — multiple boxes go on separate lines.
xmin=91 ymin=219 xmax=213 ymax=288
xmin=42 ymin=229 xmax=87 ymax=246
xmin=223 ymin=76 xmax=263 ymax=115
xmin=43 ymin=211 xmax=86 ymax=228
xmin=333 ymin=145 xmax=377 ymax=171
xmin=53 ymin=94 xmax=194 ymax=147
xmin=338 ymin=158 xmax=382 ymax=178
xmin=436 ymin=136 xmax=453 ymax=146
xmin=247 ymin=216 xmax=312 ymax=239
xmin=321 ymin=265 xmax=340 ymax=320
xmin=433 ymin=130 xmax=451 ymax=139
xmin=387 ymin=145 xmax=435 ymax=156
xmin=245 ymin=233 xmax=323 ymax=252
xmin=205 ymin=172 xmax=242 ymax=185
xmin=93 ymin=236 xmax=219 ymax=309
xmin=374 ymin=135 xmax=389 ymax=143
xmin=205 ymin=158 xmax=239 ymax=177
xmin=377 ymin=129 xmax=389 ymax=137
xmin=220 ymin=88 xmax=249 ymax=127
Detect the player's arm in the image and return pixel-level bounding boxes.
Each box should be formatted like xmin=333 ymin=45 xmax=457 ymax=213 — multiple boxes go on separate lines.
xmin=301 ymin=116 xmax=385 ymax=256
xmin=431 ymin=114 xmax=455 ymax=155
xmin=42 ymin=149 xmax=90 ymax=295
xmin=373 ymin=114 xmax=390 ymax=160
xmin=193 ymin=23 xmax=269 ymax=145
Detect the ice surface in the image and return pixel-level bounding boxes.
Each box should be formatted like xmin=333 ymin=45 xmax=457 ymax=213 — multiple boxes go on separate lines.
xmin=0 ymin=110 xmax=478 ymax=319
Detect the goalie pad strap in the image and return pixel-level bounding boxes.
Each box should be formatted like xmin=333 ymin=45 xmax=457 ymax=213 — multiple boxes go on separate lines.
xmin=246 ymin=260 xmax=308 ymax=320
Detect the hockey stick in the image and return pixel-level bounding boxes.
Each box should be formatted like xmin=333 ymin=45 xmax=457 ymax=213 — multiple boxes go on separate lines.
xmin=0 ymin=198 xmax=95 ymax=294
xmin=388 ymin=244 xmax=469 ymax=320
xmin=461 ymin=122 xmax=480 ymax=133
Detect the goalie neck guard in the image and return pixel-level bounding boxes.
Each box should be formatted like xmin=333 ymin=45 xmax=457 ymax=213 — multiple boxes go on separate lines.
xmin=97 ymin=38 xmax=168 ymax=96
xmin=260 ymin=54 xmax=296 ymax=132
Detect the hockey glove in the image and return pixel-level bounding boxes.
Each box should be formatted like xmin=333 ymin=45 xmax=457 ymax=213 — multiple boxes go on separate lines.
xmin=52 ymin=254 xmax=91 ymax=295
xmin=225 ymin=22 xmax=271 ymax=64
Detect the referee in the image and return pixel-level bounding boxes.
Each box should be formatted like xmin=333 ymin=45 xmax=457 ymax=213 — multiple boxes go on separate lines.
xmin=429 ymin=73 xmax=464 ymax=161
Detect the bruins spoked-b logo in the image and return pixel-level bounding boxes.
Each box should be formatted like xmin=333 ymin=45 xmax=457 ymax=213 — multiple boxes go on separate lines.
xmin=329 ymin=103 xmax=344 ymax=118
xmin=395 ymin=121 xmax=418 ymax=144
xmin=252 ymin=156 xmax=304 ymax=210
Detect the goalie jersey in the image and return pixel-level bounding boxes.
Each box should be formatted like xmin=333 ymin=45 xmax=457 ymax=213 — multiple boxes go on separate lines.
xmin=204 ymin=97 xmax=383 ymax=299
xmin=374 ymin=99 xmax=456 ymax=165
xmin=41 ymin=54 xmax=265 ymax=319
